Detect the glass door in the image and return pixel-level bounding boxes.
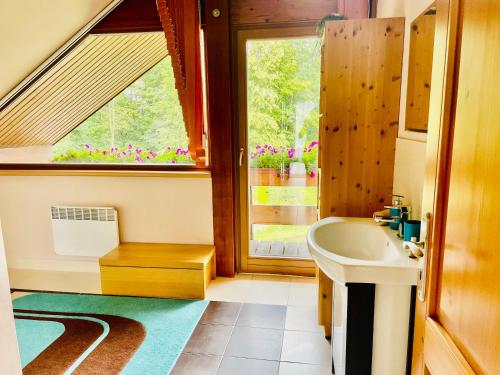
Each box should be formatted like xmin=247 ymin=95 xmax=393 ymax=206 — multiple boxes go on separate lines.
xmin=238 ymin=27 xmax=321 ymax=275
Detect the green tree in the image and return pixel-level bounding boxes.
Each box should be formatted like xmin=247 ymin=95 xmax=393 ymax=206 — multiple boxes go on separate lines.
xmin=247 ymin=37 xmax=320 ymax=150
xmin=53 ymin=56 xmax=187 ymax=155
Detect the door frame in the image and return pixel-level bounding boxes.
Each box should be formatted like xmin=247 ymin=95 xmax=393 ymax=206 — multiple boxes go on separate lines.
xmin=234 ymin=25 xmax=319 ymax=276
xmin=411 ymin=0 xmax=473 ymax=373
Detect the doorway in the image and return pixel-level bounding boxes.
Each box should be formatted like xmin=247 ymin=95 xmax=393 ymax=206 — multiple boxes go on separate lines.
xmin=237 ymin=27 xmax=320 ymax=275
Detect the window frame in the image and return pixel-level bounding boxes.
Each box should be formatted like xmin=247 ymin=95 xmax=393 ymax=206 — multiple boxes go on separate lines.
xmin=0 ymin=0 xmax=208 ymax=173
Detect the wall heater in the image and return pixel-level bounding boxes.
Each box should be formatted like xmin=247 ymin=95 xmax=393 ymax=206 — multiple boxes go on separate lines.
xmin=50 ymin=206 xmax=119 ymax=257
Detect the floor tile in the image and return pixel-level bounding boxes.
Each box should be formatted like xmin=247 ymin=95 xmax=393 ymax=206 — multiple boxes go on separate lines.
xmin=287 ymin=282 xmax=317 ymax=307
xmin=244 ymin=280 xmax=290 ymax=305
xmin=7 ymin=269 xmax=42 ymax=290
xmin=200 ymin=301 xmax=242 ymax=325
xmin=285 ymin=306 xmax=323 ymax=332
xmin=278 ymin=362 xmax=332 ymax=375
xmin=236 ymin=303 xmax=287 ymax=329
xmin=281 ymin=331 xmax=331 ymax=365
xmin=9 ymin=270 xmax=101 ymax=294
xmin=217 ymin=357 xmax=279 ymax=375
xmin=225 ymin=326 xmax=284 ymax=361
xmin=184 ymin=324 xmax=233 ymax=356
xmin=206 ymin=278 xmax=252 ymax=303
xmin=252 ymin=274 xmax=291 ymax=283
xmin=171 ymin=353 xmax=222 ymax=375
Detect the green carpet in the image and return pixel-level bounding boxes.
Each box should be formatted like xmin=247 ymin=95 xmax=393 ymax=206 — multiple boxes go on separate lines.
xmin=13 ymin=293 xmax=208 ymax=374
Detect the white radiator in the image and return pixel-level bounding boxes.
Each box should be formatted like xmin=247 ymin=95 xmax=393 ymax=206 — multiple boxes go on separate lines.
xmin=50 ymin=206 xmax=119 ymax=257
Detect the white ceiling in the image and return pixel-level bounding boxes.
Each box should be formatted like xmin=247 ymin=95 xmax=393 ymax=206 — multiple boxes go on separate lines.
xmin=0 ymin=0 xmax=115 ymax=100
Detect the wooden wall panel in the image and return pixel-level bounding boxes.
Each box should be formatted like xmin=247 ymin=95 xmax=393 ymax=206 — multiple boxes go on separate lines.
xmin=204 ymin=0 xmax=236 ymax=277
xmin=319 ymin=18 xmax=404 ymax=218
xmin=337 ymin=0 xmax=371 ymax=19
xmin=405 ymin=7 xmax=436 ymax=131
xmin=230 ymin=0 xmax=337 ymax=25
xmin=91 ymin=0 xmax=163 ymax=33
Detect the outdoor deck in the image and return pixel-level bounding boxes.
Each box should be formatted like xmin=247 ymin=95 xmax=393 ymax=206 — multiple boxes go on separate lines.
xmin=250 ymin=240 xmax=312 ymax=259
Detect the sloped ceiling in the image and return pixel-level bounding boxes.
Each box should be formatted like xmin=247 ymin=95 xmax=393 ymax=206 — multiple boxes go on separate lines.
xmin=0 ymin=0 xmax=116 ymax=100
xmin=0 ymin=32 xmax=167 ymax=147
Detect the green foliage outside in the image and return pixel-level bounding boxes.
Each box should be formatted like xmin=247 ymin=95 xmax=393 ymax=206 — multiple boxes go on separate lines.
xmin=249 ymin=141 xmax=318 ymax=174
xmin=53 ymin=56 xmax=191 ymax=163
xmin=53 ymin=36 xmax=320 ymax=169
xmin=253 ymin=225 xmax=310 ymax=243
xmin=246 ymin=37 xmax=321 ymax=152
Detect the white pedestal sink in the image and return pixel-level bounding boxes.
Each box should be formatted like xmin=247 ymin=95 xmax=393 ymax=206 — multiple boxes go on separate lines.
xmin=307 ymin=217 xmax=419 ymax=375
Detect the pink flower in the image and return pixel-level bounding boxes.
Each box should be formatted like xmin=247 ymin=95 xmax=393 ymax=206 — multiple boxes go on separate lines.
xmin=128 ymin=144 xmax=133 ymax=149
xmin=310 ymin=171 xmax=316 ymax=178
xmin=102 ymin=150 xmax=107 ymax=156
xmin=135 ymin=157 xmax=143 ymax=162
xmin=135 ymin=149 xmax=142 ymax=154
xmin=84 ymin=144 xmax=90 ymax=149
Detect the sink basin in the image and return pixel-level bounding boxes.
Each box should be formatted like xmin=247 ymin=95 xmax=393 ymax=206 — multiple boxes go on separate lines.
xmin=307 ymin=217 xmax=419 ymax=285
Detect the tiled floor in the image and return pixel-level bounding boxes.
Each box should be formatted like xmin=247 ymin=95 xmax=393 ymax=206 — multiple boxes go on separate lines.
xmin=9 ymin=270 xmax=331 ymax=374
xmin=172 ymin=301 xmax=332 ymax=375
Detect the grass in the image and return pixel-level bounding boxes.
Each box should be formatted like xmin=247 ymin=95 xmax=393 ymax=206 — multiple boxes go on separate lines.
xmin=252 ymin=186 xmax=317 ymax=206
xmin=253 ymin=224 xmax=310 ymax=243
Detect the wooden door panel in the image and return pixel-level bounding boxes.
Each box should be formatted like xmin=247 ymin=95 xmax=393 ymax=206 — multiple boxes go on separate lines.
xmin=320 ymin=17 xmax=404 ymax=218
xmin=422 ymin=0 xmax=500 ymax=374
xmin=424 ymin=318 xmax=474 ymax=375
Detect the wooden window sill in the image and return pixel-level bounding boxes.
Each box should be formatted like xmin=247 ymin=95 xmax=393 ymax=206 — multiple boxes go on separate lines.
xmin=0 ymin=164 xmax=211 ymax=178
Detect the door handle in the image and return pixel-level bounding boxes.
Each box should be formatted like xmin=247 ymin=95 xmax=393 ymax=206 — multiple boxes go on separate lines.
xmin=417 ymin=212 xmax=431 ymax=302
xmin=239 ymin=147 xmax=245 ymax=167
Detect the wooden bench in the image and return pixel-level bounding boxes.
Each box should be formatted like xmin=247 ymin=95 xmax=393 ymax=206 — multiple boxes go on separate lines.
xmin=99 ymin=243 xmax=216 ymax=299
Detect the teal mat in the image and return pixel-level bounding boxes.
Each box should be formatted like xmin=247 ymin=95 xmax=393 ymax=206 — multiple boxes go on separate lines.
xmin=13 ymin=293 xmax=208 ymax=374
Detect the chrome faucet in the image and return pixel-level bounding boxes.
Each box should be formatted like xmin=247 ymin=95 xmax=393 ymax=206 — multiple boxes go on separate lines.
xmin=372 ymin=195 xmax=411 ymax=224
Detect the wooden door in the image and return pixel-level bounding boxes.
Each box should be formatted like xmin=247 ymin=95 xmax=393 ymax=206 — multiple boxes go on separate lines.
xmin=413 ymin=0 xmax=500 ymax=374
xmin=320 ymin=17 xmax=404 ymax=218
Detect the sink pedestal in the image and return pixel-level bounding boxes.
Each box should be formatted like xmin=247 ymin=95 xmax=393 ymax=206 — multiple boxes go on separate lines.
xmin=331 ymin=280 xmax=414 ymax=375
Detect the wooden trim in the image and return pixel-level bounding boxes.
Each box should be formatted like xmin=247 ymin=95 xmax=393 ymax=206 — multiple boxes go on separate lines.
xmin=0 ymin=165 xmax=210 ymax=178
xmin=317 ymin=268 xmax=333 ymax=337
xmin=245 ymin=263 xmax=316 ymax=277
xmin=230 ymin=0 xmax=337 ymax=26
xmin=91 ymin=0 xmax=163 ymax=34
xmin=235 ymin=25 xmax=319 ymax=276
xmin=204 ymin=0 xmax=236 ymax=277
xmin=411 ymin=1 xmax=460 ymax=373
xmin=251 ymin=205 xmax=317 ymax=225
xmin=423 ymin=318 xmax=475 ymax=375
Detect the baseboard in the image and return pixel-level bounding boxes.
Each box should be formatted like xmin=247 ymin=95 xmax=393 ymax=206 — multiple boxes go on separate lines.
xmin=7 ymin=257 xmax=99 ymax=273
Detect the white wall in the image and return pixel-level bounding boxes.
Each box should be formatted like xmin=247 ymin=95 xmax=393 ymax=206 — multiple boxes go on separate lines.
xmin=0 ymin=220 xmax=22 ymax=374
xmin=0 ymin=0 xmax=116 ymax=99
xmin=377 ymin=0 xmax=434 ymax=218
xmin=0 ymin=145 xmax=53 ymax=163
xmin=0 ymin=175 xmax=214 ymax=272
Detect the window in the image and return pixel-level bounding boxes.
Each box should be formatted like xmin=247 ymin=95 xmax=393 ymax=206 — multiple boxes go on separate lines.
xmin=0 ymin=32 xmax=200 ymax=167
xmin=52 ymin=57 xmax=192 ymax=165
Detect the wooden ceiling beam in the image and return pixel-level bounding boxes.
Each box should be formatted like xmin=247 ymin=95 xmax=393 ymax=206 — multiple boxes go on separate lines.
xmin=91 ymin=0 xmax=163 ymax=34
